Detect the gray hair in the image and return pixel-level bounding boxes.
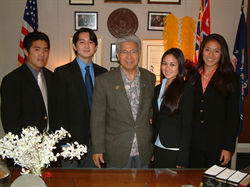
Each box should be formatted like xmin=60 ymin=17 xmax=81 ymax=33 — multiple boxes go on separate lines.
xmin=116 ymin=35 xmax=141 ymax=53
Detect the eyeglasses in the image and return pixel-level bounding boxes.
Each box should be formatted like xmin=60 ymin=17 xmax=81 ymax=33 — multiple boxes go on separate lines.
xmin=120 ymin=49 xmax=139 ymax=57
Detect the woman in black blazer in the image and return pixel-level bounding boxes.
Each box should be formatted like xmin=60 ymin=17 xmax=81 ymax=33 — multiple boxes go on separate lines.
xmin=152 ymin=48 xmax=194 ymax=168
xmin=188 ymin=34 xmax=240 ymax=168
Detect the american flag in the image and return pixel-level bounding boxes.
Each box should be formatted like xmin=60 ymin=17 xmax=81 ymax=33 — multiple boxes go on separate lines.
xmin=194 ymin=0 xmax=210 ymax=64
xmin=232 ymin=10 xmax=248 ymax=136
xmin=18 ymin=0 xmax=38 ymax=66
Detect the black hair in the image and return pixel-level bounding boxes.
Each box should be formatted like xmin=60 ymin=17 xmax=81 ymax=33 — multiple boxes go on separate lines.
xmin=72 ymin=28 xmax=98 ymax=56
xmin=188 ymin=33 xmax=236 ymax=97
xmin=23 ymin=31 xmax=50 ymax=58
xmin=161 ymin=48 xmax=187 ymax=117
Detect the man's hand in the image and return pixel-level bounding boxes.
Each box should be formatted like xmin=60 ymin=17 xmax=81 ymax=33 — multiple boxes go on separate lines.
xmin=92 ymin=153 xmax=104 ymax=168
xmin=176 ymin=165 xmax=185 ymax=168
xmin=220 ymin=150 xmax=231 ymax=166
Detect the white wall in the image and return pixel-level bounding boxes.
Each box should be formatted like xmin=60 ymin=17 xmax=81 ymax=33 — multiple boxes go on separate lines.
xmin=0 ymin=0 xmax=248 ymax=133
xmin=0 ymin=0 xmax=248 ymax=77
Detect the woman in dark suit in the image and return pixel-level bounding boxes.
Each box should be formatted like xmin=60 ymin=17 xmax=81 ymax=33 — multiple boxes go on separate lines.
xmin=188 ymin=34 xmax=240 ymax=168
xmin=152 ymin=48 xmax=194 ymax=168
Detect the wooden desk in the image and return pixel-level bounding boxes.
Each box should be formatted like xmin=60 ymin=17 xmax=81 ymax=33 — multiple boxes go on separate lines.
xmin=9 ymin=168 xmax=205 ymax=187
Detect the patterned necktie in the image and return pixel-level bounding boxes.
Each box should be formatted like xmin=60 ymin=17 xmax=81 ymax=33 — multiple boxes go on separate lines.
xmin=85 ymin=66 xmax=93 ymax=110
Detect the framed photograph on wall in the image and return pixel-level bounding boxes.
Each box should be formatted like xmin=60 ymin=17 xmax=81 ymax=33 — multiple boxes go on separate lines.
xmin=104 ymin=0 xmax=141 ymax=3
xmin=148 ymin=12 xmax=170 ymax=31
xmin=75 ymin=12 xmax=98 ymax=31
xmin=110 ymin=43 xmax=118 ymax=62
xmin=141 ymin=39 xmax=164 ymax=82
xmin=70 ymin=36 xmax=104 ymax=67
xmin=70 ymin=0 xmax=94 ymax=5
xmin=148 ymin=0 xmax=180 ymax=4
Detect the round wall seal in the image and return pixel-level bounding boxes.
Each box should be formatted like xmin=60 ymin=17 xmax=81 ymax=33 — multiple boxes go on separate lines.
xmin=107 ymin=8 xmax=138 ymax=38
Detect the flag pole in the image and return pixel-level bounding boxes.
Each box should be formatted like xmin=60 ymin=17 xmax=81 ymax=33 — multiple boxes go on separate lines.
xmin=241 ymin=0 xmax=244 ymax=11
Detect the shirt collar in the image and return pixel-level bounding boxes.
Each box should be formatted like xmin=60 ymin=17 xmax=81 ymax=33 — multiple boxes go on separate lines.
xmin=120 ymin=66 xmax=140 ymax=81
xmin=76 ymin=57 xmax=93 ymax=70
xmin=199 ymin=65 xmax=218 ymax=75
xmin=25 ymin=61 xmax=43 ymax=79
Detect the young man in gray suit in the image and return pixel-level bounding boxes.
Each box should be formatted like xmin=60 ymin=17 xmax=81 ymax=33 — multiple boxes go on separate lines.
xmin=50 ymin=28 xmax=107 ymax=168
xmin=91 ymin=35 xmax=156 ymax=168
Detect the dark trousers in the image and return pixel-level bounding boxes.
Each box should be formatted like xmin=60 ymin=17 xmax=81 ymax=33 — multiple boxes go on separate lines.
xmin=189 ymin=147 xmax=230 ymax=168
xmin=153 ymin=145 xmax=179 ymax=168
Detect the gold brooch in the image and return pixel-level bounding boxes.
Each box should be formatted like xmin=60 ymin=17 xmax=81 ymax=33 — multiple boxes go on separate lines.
xmin=115 ymin=85 xmax=119 ymax=90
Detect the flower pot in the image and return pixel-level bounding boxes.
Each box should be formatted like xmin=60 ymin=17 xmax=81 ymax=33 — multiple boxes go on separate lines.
xmin=10 ymin=174 xmax=46 ymax=187
xmin=0 ymin=162 xmax=11 ymax=187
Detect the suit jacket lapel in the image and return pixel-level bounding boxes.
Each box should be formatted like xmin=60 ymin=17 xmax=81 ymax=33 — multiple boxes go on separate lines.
xmin=114 ymin=67 xmax=134 ymax=121
xmin=70 ymin=60 xmax=90 ymax=112
xmin=93 ymin=63 xmax=102 ymax=77
xmin=203 ymin=68 xmax=220 ymax=96
xmin=21 ymin=63 xmax=45 ymax=106
xmin=137 ymin=69 xmax=149 ymax=120
xmin=155 ymin=85 xmax=161 ymax=112
xmin=93 ymin=64 xmax=99 ymax=77
xmin=43 ymin=68 xmax=51 ymax=94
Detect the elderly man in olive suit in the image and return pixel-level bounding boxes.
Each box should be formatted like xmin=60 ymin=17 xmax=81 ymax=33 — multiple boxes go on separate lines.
xmin=90 ymin=35 xmax=156 ymax=168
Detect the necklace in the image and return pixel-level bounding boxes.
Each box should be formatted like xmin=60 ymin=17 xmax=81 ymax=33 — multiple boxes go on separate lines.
xmin=203 ymin=75 xmax=210 ymax=79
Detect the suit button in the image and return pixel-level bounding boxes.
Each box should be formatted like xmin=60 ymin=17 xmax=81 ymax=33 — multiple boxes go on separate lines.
xmin=200 ymin=121 xmax=204 ymax=123
xmin=200 ymin=110 xmax=203 ymax=113
xmin=201 ymin=100 xmax=204 ymax=102
xmin=44 ymin=116 xmax=48 ymax=119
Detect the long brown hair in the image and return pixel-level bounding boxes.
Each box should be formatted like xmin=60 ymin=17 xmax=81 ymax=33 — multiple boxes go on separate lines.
xmin=161 ymin=48 xmax=187 ymax=117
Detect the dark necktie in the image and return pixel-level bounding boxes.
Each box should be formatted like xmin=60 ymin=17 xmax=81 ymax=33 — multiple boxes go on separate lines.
xmin=85 ymin=66 xmax=93 ymax=110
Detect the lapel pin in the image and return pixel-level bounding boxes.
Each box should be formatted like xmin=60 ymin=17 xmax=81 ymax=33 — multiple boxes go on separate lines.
xmin=115 ymin=85 xmax=119 ymax=90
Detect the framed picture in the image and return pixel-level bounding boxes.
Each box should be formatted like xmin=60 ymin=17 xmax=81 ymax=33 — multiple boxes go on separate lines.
xmin=110 ymin=43 xmax=118 ymax=62
xmin=75 ymin=12 xmax=98 ymax=31
xmin=141 ymin=39 xmax=164 ymax=82
xmin=70 ymin=36 xmax=104 ymax=67
xmin=148 ymin=12 xmax=170 ymax=31
xmin=148 ymin=0 xmax=181 ymax=4
xmin=104 ymin=0 xmax=141 ymax=3
xmin=69 ymin=0 xmax=94 ymax=5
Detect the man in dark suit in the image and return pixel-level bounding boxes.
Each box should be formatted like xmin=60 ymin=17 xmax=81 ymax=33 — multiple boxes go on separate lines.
xmin=90 ymin=35 xmax=156 ymax=168
xmin=1 ymin=31 xmax=53 ymax=135
xmin=50 ymin=28 xmax=107 ymax=168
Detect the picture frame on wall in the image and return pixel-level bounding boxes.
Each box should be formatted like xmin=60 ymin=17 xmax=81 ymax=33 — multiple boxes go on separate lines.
xmin=110 ymin=43 xmax=118 ymax=62
xmin=69 ymin=0 xmax=94 ymax=5
xmin=141 ymin=39 xmax=164 ymax=82
xmin=148 ymin=0 xmax=180 ymax=4
xmin=104 ymin=0 xmax=141 ymax=3
xmin=75 ymin=12 xmax=98 ymax=31
xmin=148 ymin=12 xmax=170 ymax=31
